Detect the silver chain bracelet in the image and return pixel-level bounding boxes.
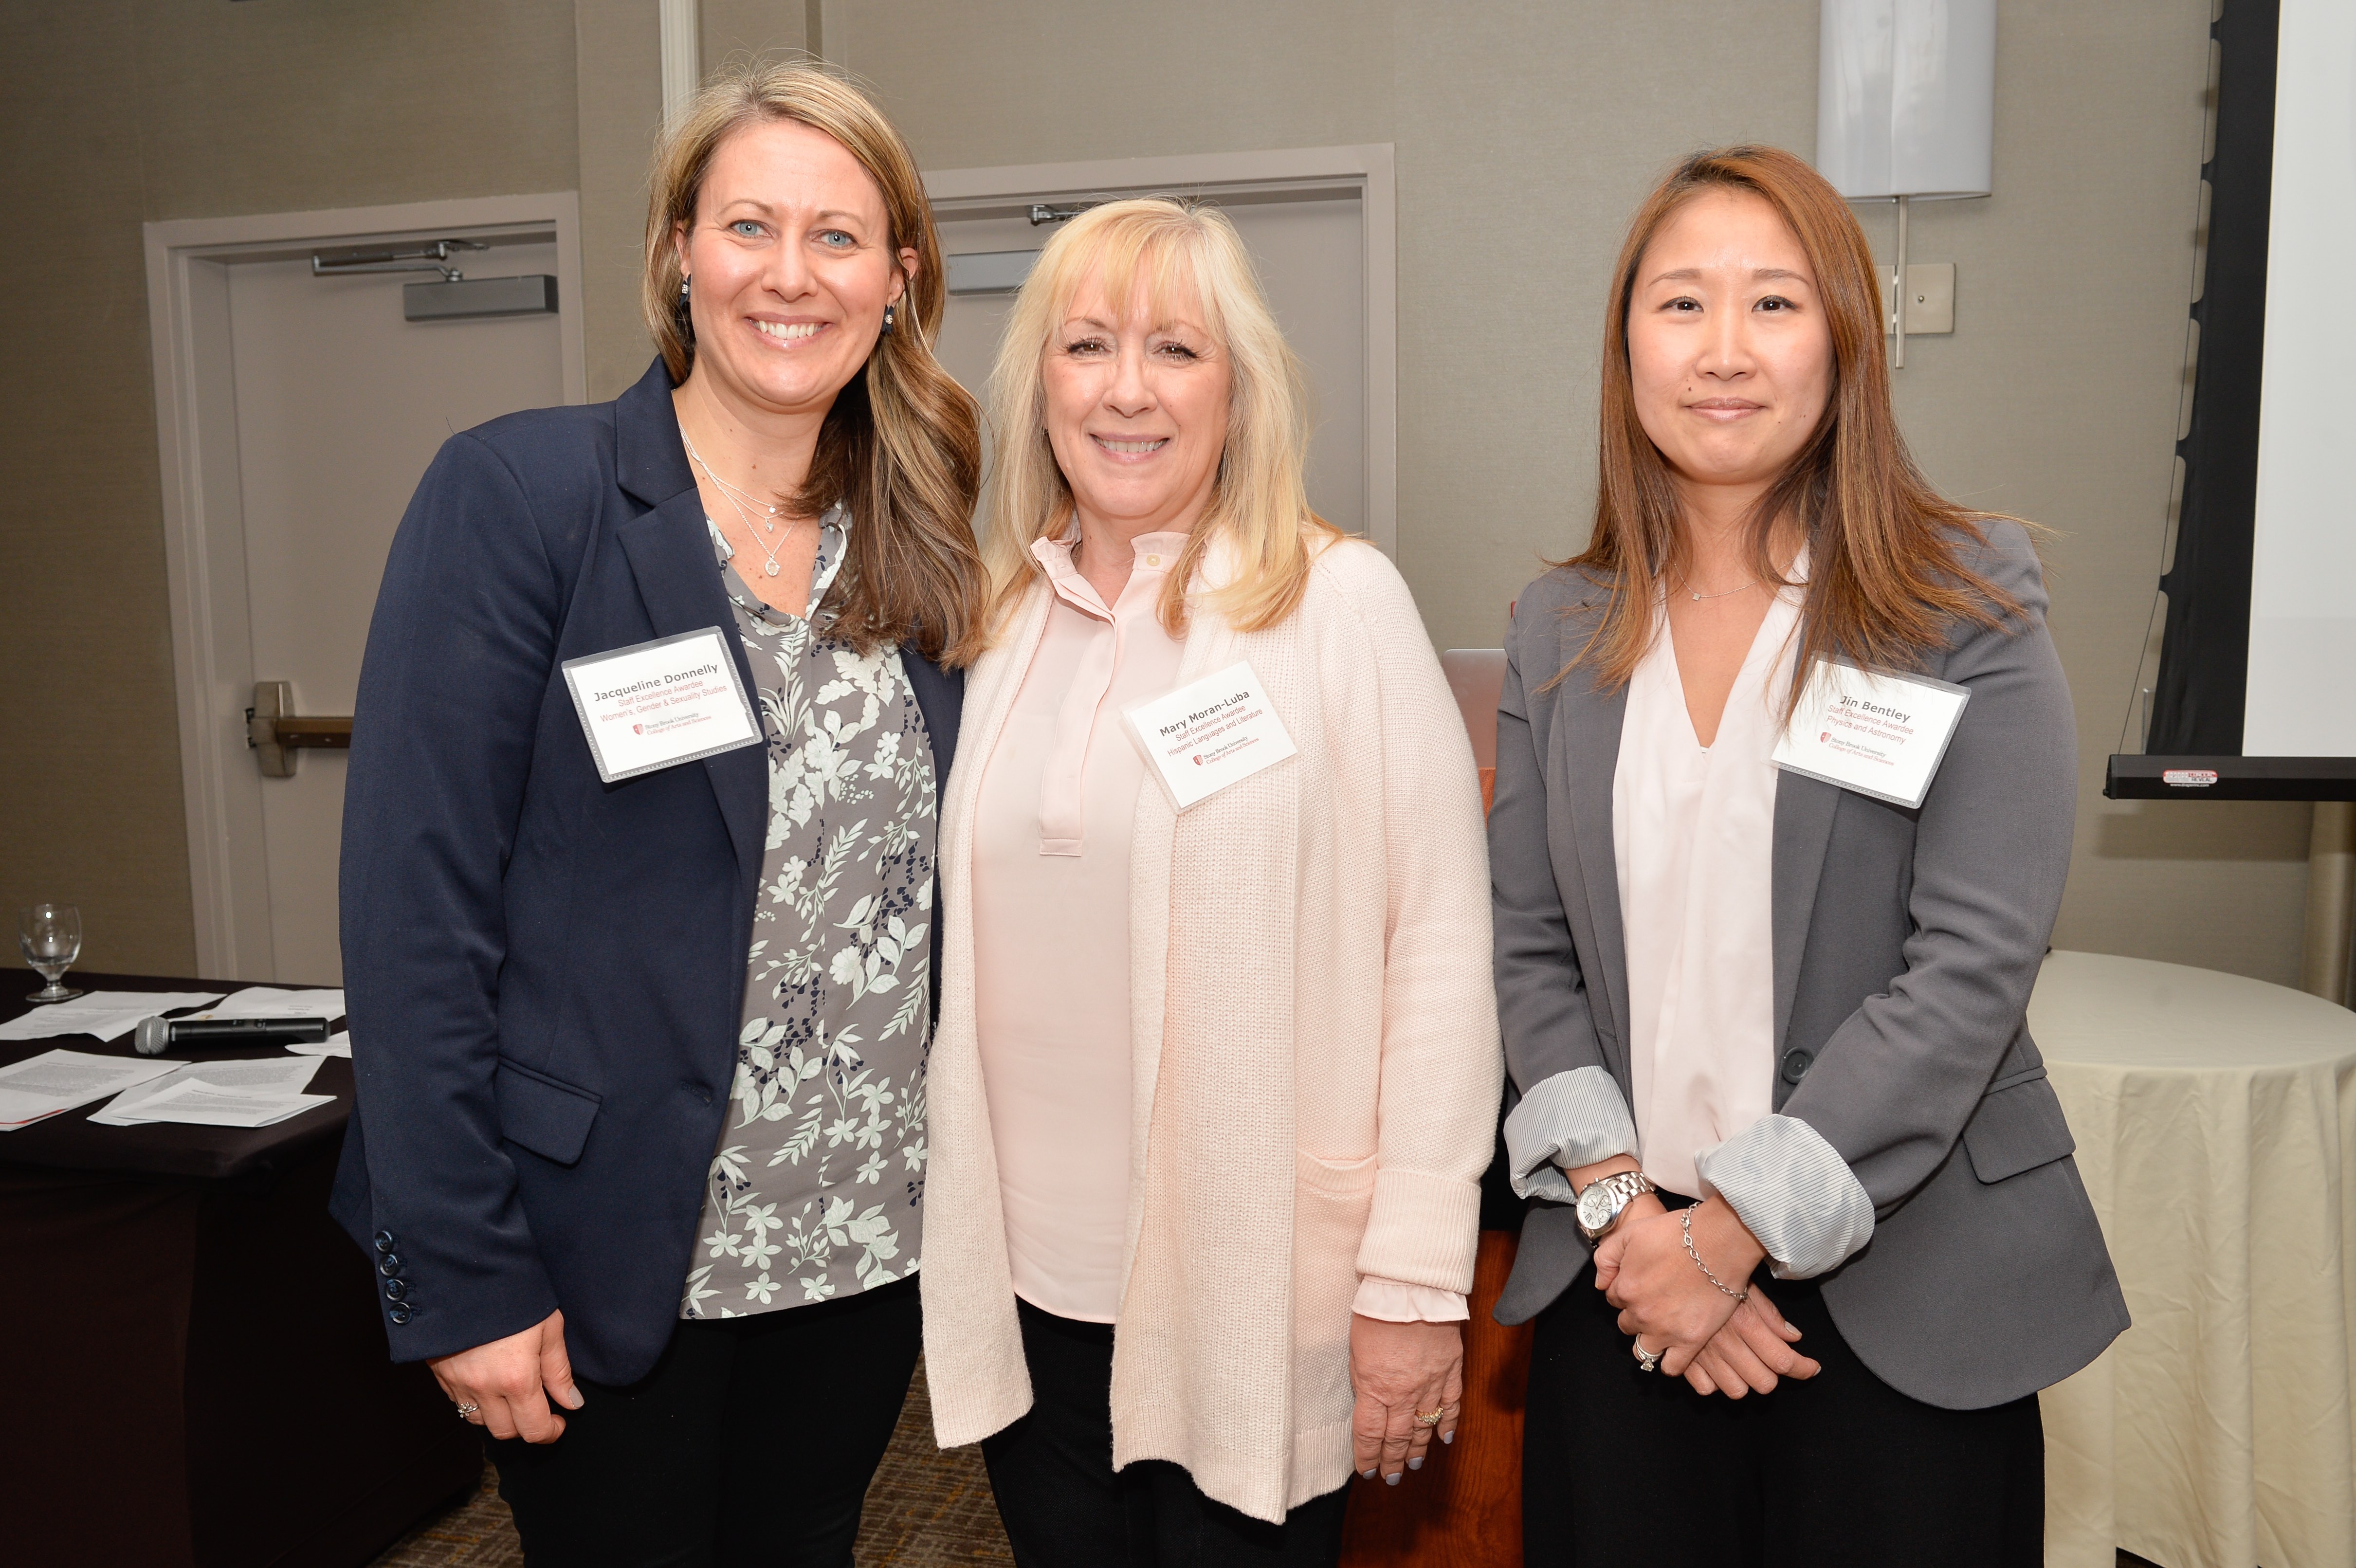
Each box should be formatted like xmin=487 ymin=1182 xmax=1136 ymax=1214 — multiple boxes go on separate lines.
xmin=1682 ymin=1203 xmax=1749 ymax=1303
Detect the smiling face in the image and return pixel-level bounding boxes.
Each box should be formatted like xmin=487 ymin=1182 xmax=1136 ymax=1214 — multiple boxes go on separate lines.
xmin=1039 ymin=267 xmax=1233 ymax=538
xmin=674 ymin=117 xmax=916 ymax=420
xmin=1625 ymin=188 xmax=1834 ymax=503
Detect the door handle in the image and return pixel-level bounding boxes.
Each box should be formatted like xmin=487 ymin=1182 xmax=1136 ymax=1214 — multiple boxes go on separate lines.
xmin=248 ymin=681 xmax=353 ymax=777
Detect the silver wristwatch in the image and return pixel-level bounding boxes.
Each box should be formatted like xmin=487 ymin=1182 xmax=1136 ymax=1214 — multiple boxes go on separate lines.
xmin=1574 ymin=1169 xmax=1656 ymax=1241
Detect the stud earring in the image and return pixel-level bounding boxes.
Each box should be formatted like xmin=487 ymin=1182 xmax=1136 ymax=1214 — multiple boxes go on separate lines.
xmin=881 ymin=301 xmax=895 ymax=338
xmin=679 ymin=275 xmax=690 ymax=302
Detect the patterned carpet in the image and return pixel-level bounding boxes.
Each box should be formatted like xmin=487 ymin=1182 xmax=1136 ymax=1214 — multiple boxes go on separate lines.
xmin=368 ymin=1358 xmax=1013 ymax=1567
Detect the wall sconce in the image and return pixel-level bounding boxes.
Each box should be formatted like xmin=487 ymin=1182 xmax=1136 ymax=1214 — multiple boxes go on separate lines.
xmin=1816 ymin=0 xmax=1995 ymax=368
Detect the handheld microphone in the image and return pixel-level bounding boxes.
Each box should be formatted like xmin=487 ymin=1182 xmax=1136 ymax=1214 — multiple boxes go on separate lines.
xmin=133 ymin=1016 xmax=333 ymax=1057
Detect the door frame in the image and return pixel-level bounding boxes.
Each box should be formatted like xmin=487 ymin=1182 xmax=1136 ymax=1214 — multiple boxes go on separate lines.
xmin=923 ymin=146 xmax=1397 ymax=556
xmin=142 ymin=192 xmax=587 ymax=980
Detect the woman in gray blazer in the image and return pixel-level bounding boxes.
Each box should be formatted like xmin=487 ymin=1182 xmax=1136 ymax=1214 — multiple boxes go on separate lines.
xmin=1491 ymin=145 xmax=2125 ymax=1566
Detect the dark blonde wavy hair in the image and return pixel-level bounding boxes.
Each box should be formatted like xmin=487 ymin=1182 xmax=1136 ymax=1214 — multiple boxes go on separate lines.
xmin=643 ymin=59 xmax=986 ymax=666
xmin=1562 ymin=144 xmax=2018 ymax=696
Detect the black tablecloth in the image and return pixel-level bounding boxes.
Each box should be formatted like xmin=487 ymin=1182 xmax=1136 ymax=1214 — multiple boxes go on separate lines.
xmin=0 ymin=973 xmax=479 ymax=1568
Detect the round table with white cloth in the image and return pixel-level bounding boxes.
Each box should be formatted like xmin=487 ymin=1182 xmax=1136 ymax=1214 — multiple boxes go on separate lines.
xmin=2032 ymin=949 xmax=2356 ymax=1568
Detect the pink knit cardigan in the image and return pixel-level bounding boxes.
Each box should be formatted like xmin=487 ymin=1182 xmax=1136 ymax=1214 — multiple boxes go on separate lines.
xmin=920 ymin=537 xmax=1502 ymax=1522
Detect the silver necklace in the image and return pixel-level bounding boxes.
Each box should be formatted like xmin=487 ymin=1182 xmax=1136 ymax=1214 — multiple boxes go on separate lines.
xmin=680 ymin=429 xmax=785 ymax=530
xmin=1685 ymin=577 xmax=1759 ymax=602
xmin=681 ymin=429 xmax=795 ymax=578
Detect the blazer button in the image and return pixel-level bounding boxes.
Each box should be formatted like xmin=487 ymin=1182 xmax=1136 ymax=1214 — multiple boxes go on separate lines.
xmin=388 ymin=1305 xmax=413 ymax=1325
xmin=1780 ymin=1049 xmax=1813 ymax=1085
xmin=384 ymin=1278 xmax=409 ymax=1301
xmin=378 ymin=1256 xmax=402 ymax=1276
xmin=374 ymin=1230 xmax=396 ymax=1252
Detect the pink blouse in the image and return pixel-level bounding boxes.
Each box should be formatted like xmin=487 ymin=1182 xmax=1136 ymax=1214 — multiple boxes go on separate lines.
xmin=971 ymin=531 xmax=1463 ymax=1325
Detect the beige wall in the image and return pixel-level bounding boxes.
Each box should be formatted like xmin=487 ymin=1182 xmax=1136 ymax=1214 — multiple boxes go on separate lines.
xmin=0 ymin=0 xmax=579 ymax=973
xmin=810 ymin=0 xmax=2307 ymax=986
xmin=0 ymin=0 xmax=2311 ymax=988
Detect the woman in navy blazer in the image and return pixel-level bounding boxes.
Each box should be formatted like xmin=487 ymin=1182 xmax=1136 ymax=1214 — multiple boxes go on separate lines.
xmin=332 ymin=62 xmax=986 ymax=1563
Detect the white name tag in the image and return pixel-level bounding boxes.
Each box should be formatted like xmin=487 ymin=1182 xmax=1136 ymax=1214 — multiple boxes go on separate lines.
xmin=560 ymin=627 xmax=763 ymax=784
xmin=1121 ymin=660 xmax=1299 ymax=811
xmin=1772 ymin=658 xmax=1970 ymax=809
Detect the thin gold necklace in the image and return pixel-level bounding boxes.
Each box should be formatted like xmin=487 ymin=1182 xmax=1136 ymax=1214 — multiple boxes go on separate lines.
xmin=1685 ymin=577 xmax=1758 ymax=602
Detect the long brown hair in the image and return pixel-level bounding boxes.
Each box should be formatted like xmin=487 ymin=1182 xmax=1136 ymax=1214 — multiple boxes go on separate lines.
xmin=1562 ymin=144 xmax=2018 ymax=696
xmin=643 ymin=59 xmax=986 ymax=666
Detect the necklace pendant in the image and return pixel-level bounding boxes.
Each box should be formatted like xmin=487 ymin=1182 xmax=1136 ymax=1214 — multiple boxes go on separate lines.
xmin=1691 ymin=591 xmax=1702 ymax=600
xmin=764 ymin=559 xmax=781 ymax=577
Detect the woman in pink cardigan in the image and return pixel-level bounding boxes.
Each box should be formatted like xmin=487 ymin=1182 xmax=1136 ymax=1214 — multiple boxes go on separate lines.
xmin=919 ymin=198 xmax=1501 ymax=1565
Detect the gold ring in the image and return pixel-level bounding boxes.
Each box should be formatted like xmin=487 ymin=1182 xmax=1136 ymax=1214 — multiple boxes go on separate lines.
xmin=1414 ymin=1408 xmax=1444 ymax=1426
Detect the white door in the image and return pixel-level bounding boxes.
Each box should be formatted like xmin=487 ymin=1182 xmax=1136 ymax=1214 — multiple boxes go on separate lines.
xmin=933 ymin=193 xmax=1369 ymax=537
xmin=147 ymin=198 xmax=585 ymax=986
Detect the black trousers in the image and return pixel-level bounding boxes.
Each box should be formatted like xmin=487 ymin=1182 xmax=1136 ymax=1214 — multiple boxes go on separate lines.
xmin=981 ymin=1299 xmax=1352 ymax=1568
xmin=488 ymin=1276 xmax=921 ymax=1568
xmin=1523 ymin=1262 xmax=2043 ymax=1567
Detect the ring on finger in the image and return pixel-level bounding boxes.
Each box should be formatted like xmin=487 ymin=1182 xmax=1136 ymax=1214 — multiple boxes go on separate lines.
xmin=1631 ymin=1337 xmax=1663 ymax=1374
xmin=454 ymin=1401 xmax=481 ymax=1419
xmin=1413 ymin=1408 xmax=1444 ymax=1426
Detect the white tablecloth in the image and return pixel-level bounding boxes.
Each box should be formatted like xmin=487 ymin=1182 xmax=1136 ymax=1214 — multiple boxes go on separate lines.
xmin=2033 ymin=950 xmax=2356 ymax=1568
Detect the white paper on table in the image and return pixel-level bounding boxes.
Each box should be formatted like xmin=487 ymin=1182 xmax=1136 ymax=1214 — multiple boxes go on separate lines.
xmin=0 ymin=1049 xmax=177 ymax=1129
xmin=288 ymin=1031 xmax=352 ymax=1058
xmin=0 ymin=991 xmax=227 ymax=1043
xmin=106 ymin=1078 xmax=337 ymax=1128
xmin=182 ymin=987 xmax=345 ymax=1022
xmin=88 ymin=1055 xmax=325 ymax=1126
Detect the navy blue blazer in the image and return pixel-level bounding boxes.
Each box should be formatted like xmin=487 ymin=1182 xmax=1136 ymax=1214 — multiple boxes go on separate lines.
xmin=330 ymin=358 xmax=964 ymax=1382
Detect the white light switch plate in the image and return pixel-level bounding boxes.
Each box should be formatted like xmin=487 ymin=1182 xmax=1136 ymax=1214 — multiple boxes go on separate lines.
xmin=1879 ymin=262 xmax=1955 ymax=335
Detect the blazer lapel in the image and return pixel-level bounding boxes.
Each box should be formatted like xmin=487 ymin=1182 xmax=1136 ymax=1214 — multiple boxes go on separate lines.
xmin=1771 ymin=769 xmax=1841 ymax=1053
xmin=1560 ymin=668 xmax=1634 ymax=1076
xmin=610 ymin=365 xmax=767 ymax=879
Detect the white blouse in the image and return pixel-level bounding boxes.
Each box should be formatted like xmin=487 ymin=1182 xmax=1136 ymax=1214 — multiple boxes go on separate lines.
xmin=1612 ymin=579 xmax=1803 ymax=1198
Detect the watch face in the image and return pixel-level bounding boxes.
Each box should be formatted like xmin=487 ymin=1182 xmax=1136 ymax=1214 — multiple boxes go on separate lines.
xmin=1576 ymin=1181 xmax=1618 ymax=1234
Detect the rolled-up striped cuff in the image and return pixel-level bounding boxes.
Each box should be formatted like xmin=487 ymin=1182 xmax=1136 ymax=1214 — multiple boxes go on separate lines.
xmin=1694 ymin=1114 xmax=1875 ymax=1279
xmin=1501 ymin=1066 xmax=1639 ymax=1203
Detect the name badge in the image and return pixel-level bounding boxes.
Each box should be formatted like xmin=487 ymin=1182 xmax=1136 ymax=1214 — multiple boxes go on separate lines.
xmin=1121 ymin=660 xmax=1299 ymax=810
xmin=560 ymin=627 xmax=762 ymax=783
xmin=1771 ymin=658 xmax=1970 ymax=809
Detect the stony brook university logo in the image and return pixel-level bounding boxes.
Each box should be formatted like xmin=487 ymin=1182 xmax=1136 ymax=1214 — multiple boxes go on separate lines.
xmin=1821 ymin=732 xmax=1832 ymax=743
xmin=633 ymin=723 xmax=645 ymax=735
xmin=1192 ymin=754 xmax=1205 ymax=766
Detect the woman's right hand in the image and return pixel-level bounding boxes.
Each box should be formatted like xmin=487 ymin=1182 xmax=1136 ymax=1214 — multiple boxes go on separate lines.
xmin=427 ymin=1309 xmax=584 ymax=1442
xmin=1679 ymin=1285 xmax=1820 ymax=1398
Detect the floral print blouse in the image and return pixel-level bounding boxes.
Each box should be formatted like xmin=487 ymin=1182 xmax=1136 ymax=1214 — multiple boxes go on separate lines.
xmin=680 ymin=508 xmax=938 ymax=1319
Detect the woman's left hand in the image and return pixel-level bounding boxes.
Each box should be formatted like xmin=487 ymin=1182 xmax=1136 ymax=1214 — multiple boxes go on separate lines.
xmin=1349 ymin=1315 xmax=1464 ymax=1485
xmin=1601 ymin=1200 xmax=1767 ymax=1378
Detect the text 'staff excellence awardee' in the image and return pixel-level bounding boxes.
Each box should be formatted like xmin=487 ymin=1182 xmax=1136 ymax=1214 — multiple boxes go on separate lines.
xmin=560 ymin=627 xmax=763 ymax=784
xmin=1771 ymin=657 xmax=1971 ymax=810
xmin=1121 ymin=660 xmax=1299 ymax=811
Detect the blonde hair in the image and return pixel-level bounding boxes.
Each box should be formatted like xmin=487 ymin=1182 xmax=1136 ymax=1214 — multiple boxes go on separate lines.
xmin=642 ymin=58 xmax=986 ymax=666
xmin=979 ymin=197 xmax=1337 ymax=639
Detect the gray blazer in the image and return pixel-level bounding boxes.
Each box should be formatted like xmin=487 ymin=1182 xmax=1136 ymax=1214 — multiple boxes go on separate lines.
xmin=1491 ymin=520 xmax=2128 ymax=1410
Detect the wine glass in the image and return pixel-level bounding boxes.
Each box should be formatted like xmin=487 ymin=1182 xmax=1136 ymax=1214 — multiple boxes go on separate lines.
xmin=20 ymin=904 xmax=84 ymax=1003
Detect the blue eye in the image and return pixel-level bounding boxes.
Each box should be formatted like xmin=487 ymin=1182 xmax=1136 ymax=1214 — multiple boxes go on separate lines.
xmin=731 ymin=220 xmax=762 ymax=237
xmin=817 ymin=230 xmax=855 ymax=248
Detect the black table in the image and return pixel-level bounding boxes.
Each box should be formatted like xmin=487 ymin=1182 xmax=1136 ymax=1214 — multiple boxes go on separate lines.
xmin=0 ymin=973 xmax=479 ymax=1568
